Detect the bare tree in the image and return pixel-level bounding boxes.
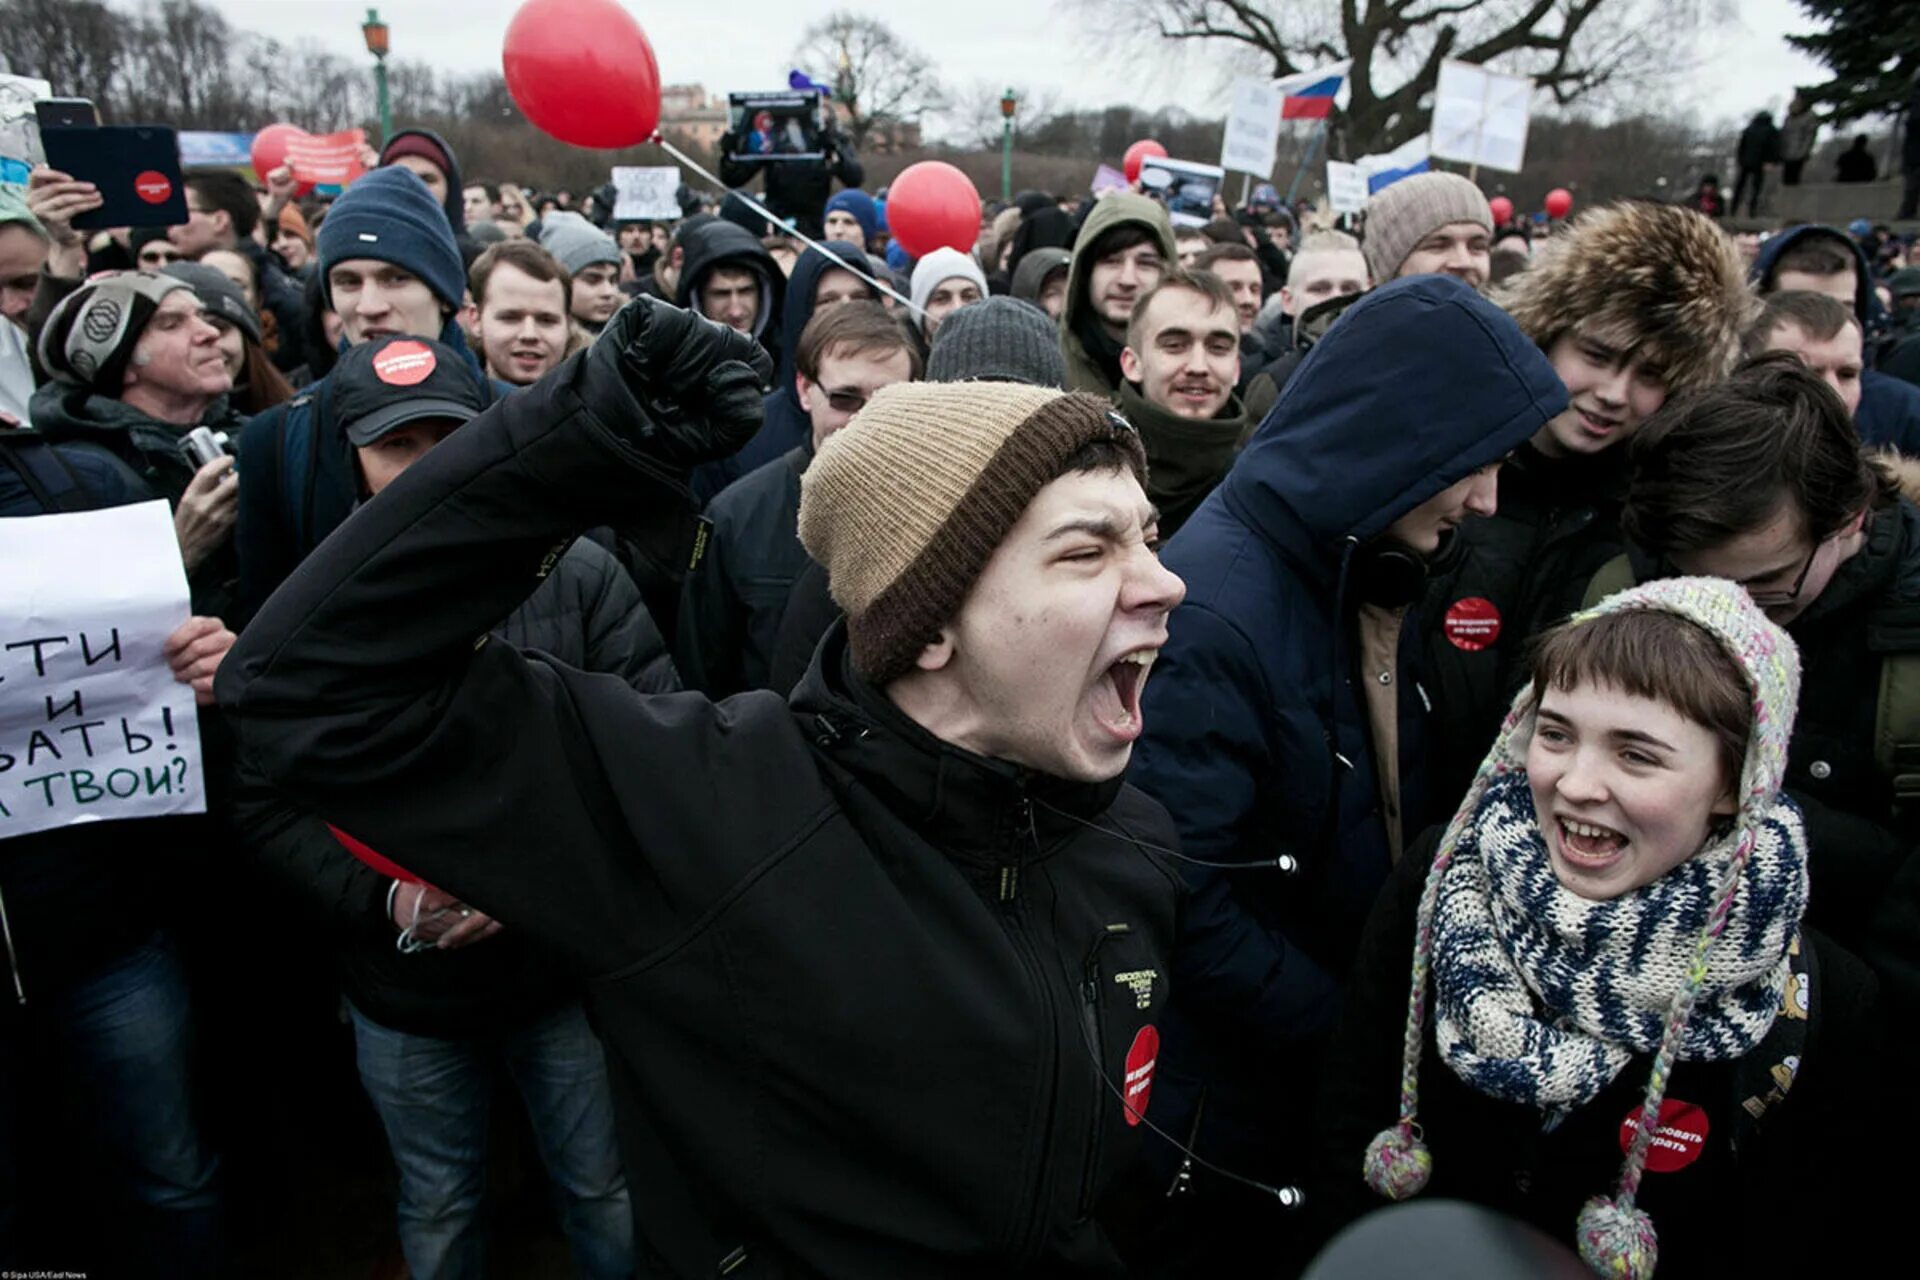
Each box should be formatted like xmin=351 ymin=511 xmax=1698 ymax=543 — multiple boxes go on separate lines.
xmin=792 ymin=12 xmax=947 ymax=150
xmin=1084 ymin=0 xmax=1714 ymax=157
xmin=0 ymin=0 xmax=126 ymax=114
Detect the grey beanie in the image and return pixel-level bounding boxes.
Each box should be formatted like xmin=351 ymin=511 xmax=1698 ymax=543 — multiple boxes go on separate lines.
xmin=38 ymin=270 xmax=192 ymax=393
xmin=538 ymin=211 xmax=621 ymax=275
xmin=1362 ymin=172 xmax=1494 ymax=283
xmin=163 ymin=261 xmax=261 ymax=346
xmin=926 ymin=296 xmax=1067 ymax=388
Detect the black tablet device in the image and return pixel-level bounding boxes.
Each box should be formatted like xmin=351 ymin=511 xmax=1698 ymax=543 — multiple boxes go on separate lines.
xmin=39 ymin=124 xmax=189 ymax=230
xmin=726 ymin=92 xmax=825 ymax=162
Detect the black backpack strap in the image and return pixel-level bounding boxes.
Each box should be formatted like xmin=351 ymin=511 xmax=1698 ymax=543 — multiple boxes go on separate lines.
xmin=0 ymin=430 xmax=100 ymax=513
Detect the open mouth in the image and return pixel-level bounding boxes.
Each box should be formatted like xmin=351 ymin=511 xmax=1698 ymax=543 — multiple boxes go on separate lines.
xmin=1577 ymin=409 xmax=1622 ymax=438
xmin=1556 ymin=816 xmax=1628 ymax=867
xmin=1094 ymin=649 xmax=1158 ymax=743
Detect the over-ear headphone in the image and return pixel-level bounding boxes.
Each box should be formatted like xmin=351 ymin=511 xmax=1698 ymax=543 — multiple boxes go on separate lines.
xmin=1350 ymin=540 xmax=1428 ymax=608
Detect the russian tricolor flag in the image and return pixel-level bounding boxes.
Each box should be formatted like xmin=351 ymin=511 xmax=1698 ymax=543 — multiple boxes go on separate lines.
xmin=1359 ymin=133 xmax=1433 ymax=193
xmin=1275 ymin=62 xmax=1349 ymax=120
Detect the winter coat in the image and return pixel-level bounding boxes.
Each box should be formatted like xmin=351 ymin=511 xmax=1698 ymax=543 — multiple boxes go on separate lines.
xmin=1059 ymin=196 xmax=1176 ymax=398
xmin=716 ymin=129 xmax=864 ymax=240
xmin=1737 ymin=114 xmax=1781 ymax=170
xmin=1312 ymin=827 xmax=1891 ymax=1274
xmin=1421 ymin=443 xmax=1631 ymax=804
xmin=768 ymin=557 xmax=839 ymax=698
xmin=28 ymin=381 xmax=247 ymax=620
xmin=231 ymin=538 xmax=667 ymax=1039
xmin=1581 ymin=498 xmax=1920 ymax=949
xmin=1780 ymin=108 xmax=1819 ymax=163
xmin=1127 ymin=276 xmax=1567 ymax=1186
xmin=1837 ymin=144 xmax=1878 ymax=183
xmin=1114 ymin=379 xmax=1246 ymax=542
xmin=676 ymin=444 xmax=812 ymax=696
xmin=690 ymin=240 xmax=866 ymax=502
xmin=215 ymin=319 xmax=1193 ymax=1277
xmin=233 ymin=237 xmax=310 ymax=375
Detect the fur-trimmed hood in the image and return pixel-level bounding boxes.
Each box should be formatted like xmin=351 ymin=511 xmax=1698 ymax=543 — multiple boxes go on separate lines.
xmin=1496 ymin=200 xmax=1759 ymax=397
xmin=1879 ymin=449 xmax=1920 ymax=507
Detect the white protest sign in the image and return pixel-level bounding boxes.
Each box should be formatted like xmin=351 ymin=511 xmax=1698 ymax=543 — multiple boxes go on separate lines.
xmin=1429 ymin=59 xmax=1533 ymax=173
xmin=1218 ymin=78 xmax=1285 ymax=178
xmin=611 ymin=166 xmax=682 ymax=220
xmin=1326 ymin=160 xmax=1369 ymax=214
xmin=0 ymin=501 xmax=205 ymax=838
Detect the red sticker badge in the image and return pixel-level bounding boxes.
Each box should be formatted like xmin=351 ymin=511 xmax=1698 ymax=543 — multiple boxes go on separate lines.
xmin=1619 ymin=1098 xmax=1709 ymax=1173
xmin=373 ymin=340 xmax=437 ymax=387
xmin=134 ymin=170 xmax=172 ymax=204
xmin=1444 ymin=596 xmax=1502 ymax=652
xmin=1122 ymin=1025 xmax=1159 ymax=1127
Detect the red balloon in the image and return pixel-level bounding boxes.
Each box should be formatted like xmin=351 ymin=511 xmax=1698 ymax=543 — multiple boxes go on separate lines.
xmin=503 ymin=0 xmax=661 ymax=149
xmin=250 ymin=123 xmax=306 ymax=179
xmin=1544 ymin=187 xmax=1574 ymax=219
xmin=1488 ymin=195 xmax=1514 ymax=225
xmin=327 ymin=823 xmax=422 ymax=885
xmin=886 ymin=161 xmax=983 ymax=259
xmin=1123 ymin=139 xmax=1168 ymax=184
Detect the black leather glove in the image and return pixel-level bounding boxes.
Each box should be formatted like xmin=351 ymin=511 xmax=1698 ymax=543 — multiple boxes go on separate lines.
xmin=608 ymin=294 xmax=774 ymax=468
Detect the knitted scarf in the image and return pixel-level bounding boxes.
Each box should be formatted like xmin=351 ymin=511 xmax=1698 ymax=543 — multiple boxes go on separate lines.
xmin=1431 ymin=771 xmax=1807 ymax=1112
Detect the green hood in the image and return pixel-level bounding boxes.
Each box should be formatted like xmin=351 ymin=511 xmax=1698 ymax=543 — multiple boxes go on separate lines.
xmin=1059 ymin=195 xmax=1176 ymax=397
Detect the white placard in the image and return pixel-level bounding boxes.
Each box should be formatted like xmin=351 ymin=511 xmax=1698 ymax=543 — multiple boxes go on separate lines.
xmin=0 ymin=501 xmax=205 ymax=838
xmin=1429 ymin=60 xmax=1533 ymax=174
xmin=0 ymin=74 xmax=53 ymax=186
xmin=1219 ymin=78 xmax=1286 ymax=178
xmin=611 ymin=166 xmax=682 ymax=220
xmin=1326 ymin=160 xmax=1369 ymax=214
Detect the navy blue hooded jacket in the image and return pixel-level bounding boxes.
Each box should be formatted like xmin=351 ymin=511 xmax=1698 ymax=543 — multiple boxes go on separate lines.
xmin=1126 ymin=276 xmax=1565 ymax=1178
xmin=691 ymin=239 xmax=876 ymax=501
xmin=1752 ymin=224 xmax=1920 ymax=455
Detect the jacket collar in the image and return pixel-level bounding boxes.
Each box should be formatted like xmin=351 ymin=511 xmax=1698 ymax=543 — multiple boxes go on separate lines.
xmin=790 ymin=622 xmax=1124 ymax=881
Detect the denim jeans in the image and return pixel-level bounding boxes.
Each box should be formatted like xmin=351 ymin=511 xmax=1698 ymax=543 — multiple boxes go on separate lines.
xmin=0 ymin=931 xmax=222 ymax=1277
xmin=349 ymin=999 xmax=633 ymax=1280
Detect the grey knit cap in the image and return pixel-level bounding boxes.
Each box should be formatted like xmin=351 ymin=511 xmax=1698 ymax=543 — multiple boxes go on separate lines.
xmin=163 ymin=261 xmax=261 ymax=346
xmin=926 ymin=296 xmax=1067 ymax=389
xmin=38 ymin=270 xmax=192 ymax=392
xmin=538 ymin=211 xmax=621 ymax=275
xmin=1363 ymin=172 xmax=1494 ymax=283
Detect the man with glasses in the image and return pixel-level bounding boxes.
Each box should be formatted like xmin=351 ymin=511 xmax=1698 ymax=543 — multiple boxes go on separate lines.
xmin=676 ymin=302 xmax=918 ymax=695
xmin=1587 ymin=353 xmax=1920 ymax=950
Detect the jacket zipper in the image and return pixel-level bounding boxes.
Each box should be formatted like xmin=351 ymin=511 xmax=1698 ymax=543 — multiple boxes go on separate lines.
xmin=999 ymin=791 xmax=1063 ymax=1262
xmin=1076 ymin=923 xmax=1132 ymax=1219
xmin=0 ymin=884 xmax=23 ymax=1004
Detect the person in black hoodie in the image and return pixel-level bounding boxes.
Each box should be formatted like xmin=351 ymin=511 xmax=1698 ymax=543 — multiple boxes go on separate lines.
xmin=718 ymin=98 xmax=864 ymax=239
xmin=1422 ymin=201 xmax=1755 ymax=806
xmin=378 ymin=128 xmax=483 ymax=268
xmin=231 ymin=335 xmax=654 ymax=1280
xmin=1731 ymin=110 xmax=1780 ymax=218
xmin=218 ymin=296 xmax=1205 ymax=1277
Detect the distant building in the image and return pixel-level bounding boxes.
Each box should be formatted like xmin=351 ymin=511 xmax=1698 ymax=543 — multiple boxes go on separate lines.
xmin=660 ymin=83 xmax=727 ymax=152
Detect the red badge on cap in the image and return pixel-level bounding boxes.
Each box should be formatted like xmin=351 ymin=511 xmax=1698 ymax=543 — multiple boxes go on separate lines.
xmin=1444 ymin=596 xmax=1502 ymax=652
xmin=373 ymin=340 xmax=437 ymax=387
xmin=1122 ymin=1025 xmax=1159 ymax=1127
xmin=1619 ymin=1098 xmax=1709 ymax=1173
xmin=134 ymin=171 xmax=172 ymax=204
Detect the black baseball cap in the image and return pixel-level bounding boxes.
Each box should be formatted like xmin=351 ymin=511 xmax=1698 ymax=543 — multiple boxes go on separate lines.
xmin=332 ymin=335 xmax=486 ymax=447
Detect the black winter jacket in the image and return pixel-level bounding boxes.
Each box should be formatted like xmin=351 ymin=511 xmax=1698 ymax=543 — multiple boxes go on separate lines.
xmin=1421 ymin=442 xmax=1629 ymax=804
xmin=676 ymin=444 xmax=811 ymax=696
xmin=717 ymin=130 xmax=864 ymax=240
xmin=230 ymin=538 xmax=670 ymax=1038
xmin=216 ymin=328 xmax=1189 ymax=1277
xmin=1313 ymin=828 xmax=1891 ymax=1274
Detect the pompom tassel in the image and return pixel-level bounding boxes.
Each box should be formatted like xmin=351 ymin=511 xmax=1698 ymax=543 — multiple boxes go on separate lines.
xmin=1576 ymin=1195 xmax=1658 ymax=1279
xmin=1362 ymin=1124 xmax=1431 ymax=1200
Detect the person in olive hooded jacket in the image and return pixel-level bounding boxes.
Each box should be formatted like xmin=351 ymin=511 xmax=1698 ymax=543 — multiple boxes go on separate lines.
xmin=1061 ymin=194 xmax=1177 ymax=399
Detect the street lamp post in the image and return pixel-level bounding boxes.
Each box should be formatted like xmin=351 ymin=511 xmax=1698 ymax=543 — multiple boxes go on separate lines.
xmin=999 ymin=89 xmax=1017 ymax=203
xmin=362 ymin=8 xmax=391 ymax=147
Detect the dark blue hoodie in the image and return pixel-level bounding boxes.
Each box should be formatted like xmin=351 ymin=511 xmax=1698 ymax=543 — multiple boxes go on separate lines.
xmin=1752 ymin=224 xmax=1920 ymax=454
xmin=1127 ymin=275 xmax=1566 ymax=1181
xmin=692 ymin=239 xmax=877 ymax=502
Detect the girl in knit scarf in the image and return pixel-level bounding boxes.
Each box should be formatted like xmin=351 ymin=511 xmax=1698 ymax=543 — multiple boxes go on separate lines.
xmin=1318 ymin=578 xmax=1884 ymax=1277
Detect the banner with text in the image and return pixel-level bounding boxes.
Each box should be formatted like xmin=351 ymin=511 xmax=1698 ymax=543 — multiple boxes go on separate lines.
xmin=0 ymin=501 xmax=205 ymax=839
xmin=1218 ymin=78 xmax=1285 ymax=178
xmin=286 ymin=128 xmax=368 ymax=187
xmin=611 ymin=166 xmax=682 ymax=220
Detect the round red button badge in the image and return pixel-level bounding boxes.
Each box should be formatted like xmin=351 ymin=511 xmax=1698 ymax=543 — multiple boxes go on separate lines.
xmin=1619 ymin=1098 xmax=1709 ymax=1173
xmin=1444 ymin=596 xmax=1502 ymax=652
xmin=373 ymin=340 xmax=437 ymax=386
xmin=1122 ymin=1025 xmax=1159 ymax=1127
xmin=134 ymin=170 xmax=172 ymax=204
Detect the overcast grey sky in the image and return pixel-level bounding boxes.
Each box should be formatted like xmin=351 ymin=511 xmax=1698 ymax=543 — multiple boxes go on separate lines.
xmin=210 ymin=0 xmax=1831 ymax=131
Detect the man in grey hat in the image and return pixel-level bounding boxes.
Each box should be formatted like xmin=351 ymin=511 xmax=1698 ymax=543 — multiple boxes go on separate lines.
xmin=1362 ymin=171 xmax=1494 ymax=292
xmin=539 ymin=211 xmax=624 ymax=337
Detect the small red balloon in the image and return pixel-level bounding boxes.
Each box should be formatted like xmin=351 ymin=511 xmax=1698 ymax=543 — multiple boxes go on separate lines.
xmin=1123 ymin=139 xmax=1168 ymax=184
xmin=503 ymin=0 xmax=661 ymax=149
xmin=886 ymin=161 xmax=983 ymax=259
xmin=250 ymin=123 xmax=306 ymax=180
xmin=1488 ymin=195 xmax=1514 ymax=225
xmin=1544 ymin=187 xmax=1574 ymax=219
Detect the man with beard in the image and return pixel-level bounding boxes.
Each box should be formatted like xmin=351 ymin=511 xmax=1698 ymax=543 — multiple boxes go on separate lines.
xmin=1060 ymin=194 xmax=1176 ymax=398
xmin=466 ymin=241 xmax=573 ymax=387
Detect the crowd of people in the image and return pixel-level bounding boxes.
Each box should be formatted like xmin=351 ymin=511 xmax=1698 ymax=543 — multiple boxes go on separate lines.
xmin=3 ymin=87 xmax=1920 ymax=1280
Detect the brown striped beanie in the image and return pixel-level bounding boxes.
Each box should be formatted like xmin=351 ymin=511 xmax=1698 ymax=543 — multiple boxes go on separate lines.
xmin=798 ymin=382 xmax=1147 ymax=685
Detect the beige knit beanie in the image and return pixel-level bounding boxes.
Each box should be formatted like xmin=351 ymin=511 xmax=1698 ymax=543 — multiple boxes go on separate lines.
xmin=1362 ymin=172 xmax=1494 ymax=283
xmin=798 ymin=382 xmax=1147 ymax=685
